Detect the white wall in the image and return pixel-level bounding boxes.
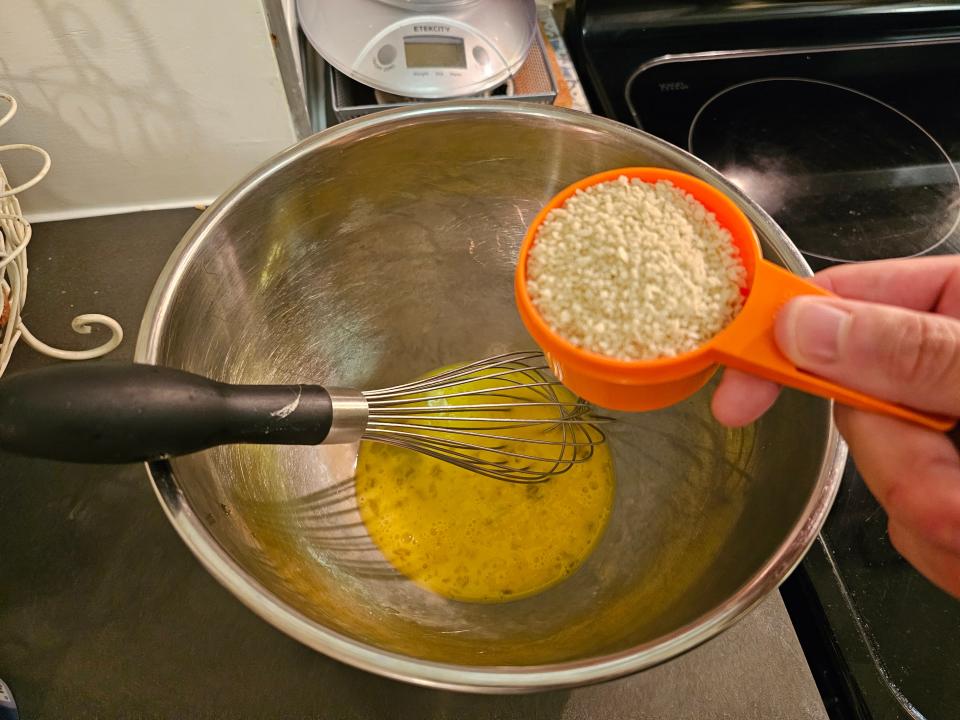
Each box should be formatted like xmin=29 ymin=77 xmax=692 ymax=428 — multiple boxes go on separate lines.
xmin=0 ymin=0 xmax=299 ymax=221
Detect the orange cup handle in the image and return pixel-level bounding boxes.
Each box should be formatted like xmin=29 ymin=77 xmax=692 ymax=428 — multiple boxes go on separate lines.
xmin=711 ymin=259 xmax=956 ymax=432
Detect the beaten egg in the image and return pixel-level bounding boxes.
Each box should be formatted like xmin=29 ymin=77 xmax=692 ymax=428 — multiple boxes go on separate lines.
xmin=355 ymin=366 xmax=615 ymax=603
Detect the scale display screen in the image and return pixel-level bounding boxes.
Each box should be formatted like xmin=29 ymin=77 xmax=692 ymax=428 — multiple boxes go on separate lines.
xmin=403 ymin=36 xmax=467 ymax=68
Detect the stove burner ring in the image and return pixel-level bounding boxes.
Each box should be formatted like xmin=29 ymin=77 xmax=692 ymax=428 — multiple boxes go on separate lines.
xmin=688 ymin=77 xmax=960 ymax=263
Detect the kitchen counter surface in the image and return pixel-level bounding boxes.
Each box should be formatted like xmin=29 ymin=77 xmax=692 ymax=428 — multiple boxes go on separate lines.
xmin=0 ymin=209 xmax=828 ymax=719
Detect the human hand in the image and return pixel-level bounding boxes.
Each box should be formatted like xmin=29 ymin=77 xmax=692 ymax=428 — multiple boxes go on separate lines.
xmin=711 ymin=256 xmax=960 ymax=598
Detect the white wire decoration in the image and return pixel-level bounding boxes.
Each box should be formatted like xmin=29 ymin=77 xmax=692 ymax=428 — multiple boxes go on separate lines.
xmin=0 ymin=93 xmax=123 ymax=377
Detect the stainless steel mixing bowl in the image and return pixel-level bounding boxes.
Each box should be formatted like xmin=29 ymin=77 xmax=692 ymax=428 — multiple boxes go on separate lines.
xmin=135 ymin=101 xmax=845 ymax=692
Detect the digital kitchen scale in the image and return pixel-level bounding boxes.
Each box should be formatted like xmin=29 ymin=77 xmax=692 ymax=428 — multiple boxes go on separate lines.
xmin=296 ymin=0 xmax=537 ymax=99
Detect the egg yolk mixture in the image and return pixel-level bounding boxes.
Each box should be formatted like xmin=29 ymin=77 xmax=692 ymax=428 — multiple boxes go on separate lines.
xmin=354 ymin=367 xmax=615 ymax=603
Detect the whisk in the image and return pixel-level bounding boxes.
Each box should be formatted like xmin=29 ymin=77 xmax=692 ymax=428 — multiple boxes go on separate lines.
xmin=0 ymin=351 xmax=607 ymax=483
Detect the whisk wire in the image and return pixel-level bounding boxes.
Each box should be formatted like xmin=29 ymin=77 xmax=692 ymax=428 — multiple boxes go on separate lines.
xmin=365 ymin=381 xmax=563 ymax=406
xmin=362 ymin=352 xmax=549 ymax=396
xmin=360 ymin=352 xmax=607 ymax=484
xmin=368 ymin=435 xmax=575 ymax=484
xmin=365 ymin=424 xmax=604 ymax=452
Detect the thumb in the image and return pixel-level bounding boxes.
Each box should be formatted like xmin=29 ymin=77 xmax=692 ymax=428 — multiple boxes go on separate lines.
xmin=775 ymin=296 xmax=960 ymax=417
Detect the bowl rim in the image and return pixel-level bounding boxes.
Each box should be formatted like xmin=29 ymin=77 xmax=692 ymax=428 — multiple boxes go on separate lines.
xmin=135 ymin=99 xmax=846 ymax=693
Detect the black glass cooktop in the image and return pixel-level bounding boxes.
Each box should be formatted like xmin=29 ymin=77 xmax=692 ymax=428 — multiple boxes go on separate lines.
xmin=627 ymin=40 xmax=960 ymax=269
xmin=568 ymin=6 xmax=960 ymax=718
xmin=687 ymin=77 xmax=959 ymax=264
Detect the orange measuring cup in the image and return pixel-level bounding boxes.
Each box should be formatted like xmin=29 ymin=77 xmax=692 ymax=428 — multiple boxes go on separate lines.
xmin=515 ymin=167 xmax=955 ymax=432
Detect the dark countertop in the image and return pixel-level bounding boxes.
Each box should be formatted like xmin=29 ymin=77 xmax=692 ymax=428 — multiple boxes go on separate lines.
xmin=0 ymin=209 xmax=828 ymax=719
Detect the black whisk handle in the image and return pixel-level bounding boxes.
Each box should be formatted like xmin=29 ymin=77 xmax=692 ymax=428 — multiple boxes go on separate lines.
xmin=0 ymin=362 xmax=333 ymax=464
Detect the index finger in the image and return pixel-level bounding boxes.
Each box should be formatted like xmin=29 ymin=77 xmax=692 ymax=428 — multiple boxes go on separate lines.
xmin=816 ymin=256 xmax=960 ymax=317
